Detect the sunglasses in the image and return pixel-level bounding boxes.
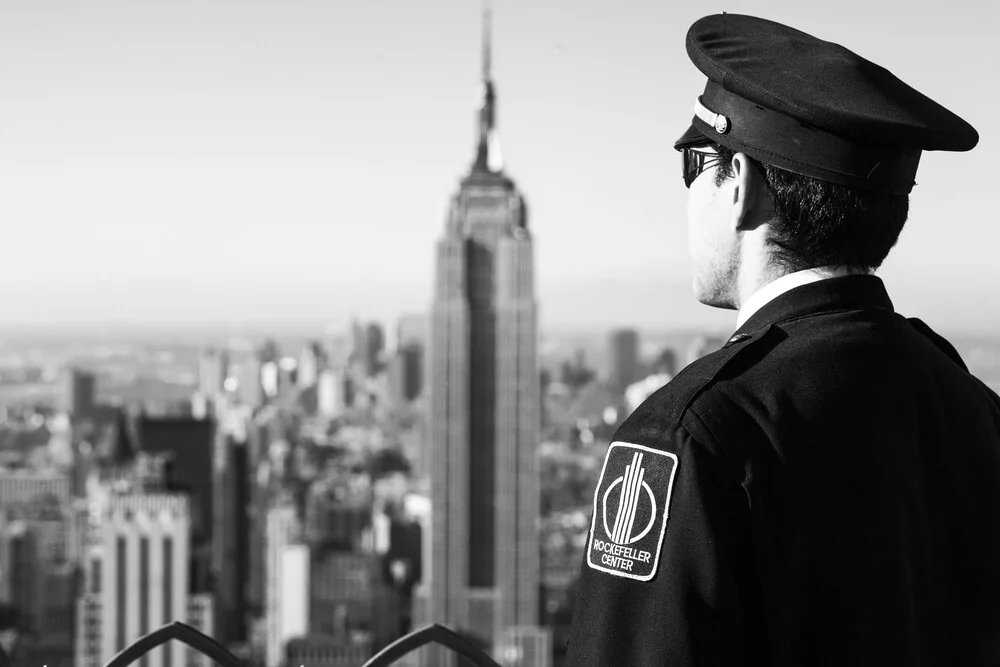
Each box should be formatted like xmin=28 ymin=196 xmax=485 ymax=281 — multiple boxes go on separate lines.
xmin=682 ymin=147 xmax=724 ymax=188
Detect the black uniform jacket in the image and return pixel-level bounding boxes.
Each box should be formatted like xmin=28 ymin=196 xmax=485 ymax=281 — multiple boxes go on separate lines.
xmin=566 ymin=275 xmax=1000 ymax=666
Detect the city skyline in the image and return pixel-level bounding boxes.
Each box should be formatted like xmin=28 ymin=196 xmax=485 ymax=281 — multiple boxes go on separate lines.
xmin=0 ymin=0 xmax=996 ymax=333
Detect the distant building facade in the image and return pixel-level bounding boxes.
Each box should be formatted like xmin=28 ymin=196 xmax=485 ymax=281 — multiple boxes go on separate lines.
xmin=0 ymin=508 xmax=76 ymax=666
xmin=426 ymin=8 xmax=547 ymax=664
xmin=138 ymin=416 xmax=214 ymax=591
xmin=186 ymin=593 xmax=216 ymax=667
xmin=285 ymin=635 xmax=371 ymax=667
xmin=298 ymin=342 xmax=324 ymax=390
xmin=606 ymin=329 xmax=640 ymax=392
xmin=264 ymin=501 xmax=302 ymax=667
xmin=198 ymin=349 xmax=228 ymax=401
xmin=77 ymin=493 xmax=191 ymax=667
xmin=0 ymin=469 xmax=72 ymax=512
xmin=212 ymin=430 xmax=250 ymax=646
xmin=396 ymin=315 xmax=428 ymax=350
xmin=390 ymin=343 xmax=424 ymax=406
xmin=59 ymin=367 xmax=96 ymax=418
xmin=318 ymin=369 xmax=347 ymax=418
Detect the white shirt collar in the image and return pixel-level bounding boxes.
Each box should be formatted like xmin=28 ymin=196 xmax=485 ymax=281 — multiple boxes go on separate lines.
xmin=736 ymin=267 xmax=868 ymax=329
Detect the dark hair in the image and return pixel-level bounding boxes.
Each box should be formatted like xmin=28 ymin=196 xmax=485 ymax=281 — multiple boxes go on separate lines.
xmin=713 ymin=145 xmax=909 ymax=272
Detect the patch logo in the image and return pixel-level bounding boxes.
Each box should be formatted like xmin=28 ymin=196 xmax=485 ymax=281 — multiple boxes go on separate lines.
xmin=587 ymin=442 xmax=678 ymax=581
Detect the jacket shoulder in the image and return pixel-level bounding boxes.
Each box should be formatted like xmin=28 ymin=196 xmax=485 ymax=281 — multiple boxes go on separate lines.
xmin=906 ymin=317 xmax=968 ymax=371
xmin=617 ymin=328 xmax=781 ymax=444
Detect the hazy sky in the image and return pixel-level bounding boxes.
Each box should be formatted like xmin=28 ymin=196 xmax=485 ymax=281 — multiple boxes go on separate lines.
xmin=0 ymin=0 xmax=996 ymax=334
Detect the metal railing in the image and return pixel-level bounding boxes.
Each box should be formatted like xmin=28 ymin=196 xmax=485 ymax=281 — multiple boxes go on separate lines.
xmin=103 ymin=621 xmax=502 ymax=667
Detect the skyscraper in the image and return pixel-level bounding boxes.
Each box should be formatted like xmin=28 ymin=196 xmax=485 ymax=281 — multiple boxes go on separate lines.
xmin=427 ymin=6 xmax=544 ymax=663
xmin=134 ymin=415 xmax=217 ymax=611
xmin=264 ymin=498 xmax=304 ymax=667
xmin=351 ymin=320 xmax=386 ymax=379
xmin=94 ymin=493 xmax=191 ymax=667
xmin=58 ymin=367 xmax=96 ymax=418
xmin=606 ymin=329 xmax=641 ymax=392
xmin=212 ymin=429 xmax=249 ymax=647
xmin=198 ymin=348 xmax=228 ymax=401
xmin=0 ymin=495 xmax=77 ymax=665
xmin=389 ymin=343 xmax=423 ymax=407
xmin=298 ymin=341 xmax=324 ymax=390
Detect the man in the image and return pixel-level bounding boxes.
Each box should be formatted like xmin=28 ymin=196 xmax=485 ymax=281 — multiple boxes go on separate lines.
xmin=566 ymin=13 xmax=1000 ymax=666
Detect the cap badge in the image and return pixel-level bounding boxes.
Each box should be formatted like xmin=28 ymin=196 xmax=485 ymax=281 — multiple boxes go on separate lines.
xmin=694 ymin=97 xmax=730 ymax=135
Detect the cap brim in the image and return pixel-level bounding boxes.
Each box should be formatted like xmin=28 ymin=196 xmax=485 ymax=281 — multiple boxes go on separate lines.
xmin=673 ymin=123 xmax=710 ymax=150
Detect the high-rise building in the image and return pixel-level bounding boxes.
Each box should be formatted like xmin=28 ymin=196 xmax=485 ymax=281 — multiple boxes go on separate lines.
xmin=653 ymin=347 xmax=678 ymax=376
xmin=304 ymin=482 xmax=371 ymax=552
xmin=198 ymin=348 xmax=228 ymax=401
xmin=138 ymin=417 xmax=215 ymax=594
xmin=427 ymin=6 xmax=545 ymax=663
xmin=212 ymin=429 xmax=250 ymax=646
xmin=59 ymin=367 xmax=96 ymax=418
xmin=138 ymin=418 xmax=213 ymax=534
xmin=245 ymin=410 xmax=280 ymax=620
xmin=389 ymin=343 xmax=424 ymax=407
xmin=606 ymin=329 xmax=640 ymax=392
xmin=264 ymin=499 xmax=302 ymax=667
xmin=0 ymin=517 xmax=40 ymax=637
xmin=396 ymin=315 xmax=428 ymax=350
xmin=0 ymin=492 xmax=77 ymax=665
xmin=237 ymin=355 xmax=266 ymax=409
xmin=308 ymin=548 xmax=402 ymax=649
xmin=318 ymin=369 xmax=347 ymax=418
xmin=298 ymin=342 xmax=324 ymax=390
xmin=365 ymin=323 xmax=385 ymax=374
xmin=186 ymin=593 xmax=216 ymax=667
xmin=75 ymin=489 xmax=217 ymax=667
xmin=91 ymin=493 xmax=191 ymax=667
xmin=76 ymin=591 xmax=102 ymax=667
xmin=32 ymin=563 xmax=77 ymax=665
xmin=324 ymin=332 xmax=352 ymax=373
xmin=351 ymin=321 xmax=386 ymax=379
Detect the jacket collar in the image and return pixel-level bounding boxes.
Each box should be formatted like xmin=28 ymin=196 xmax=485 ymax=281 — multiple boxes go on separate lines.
xmin=734 ymin=274 xmax=895 ymax=337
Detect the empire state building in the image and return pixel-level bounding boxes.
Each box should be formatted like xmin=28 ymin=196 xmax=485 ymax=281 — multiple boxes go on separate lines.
xmin=425 ymin=6 xmax=547 ymax=664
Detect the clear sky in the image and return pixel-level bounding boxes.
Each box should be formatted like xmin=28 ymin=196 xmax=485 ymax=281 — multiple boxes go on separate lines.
xmin=0 ymin=0 xmax=996 ymax=334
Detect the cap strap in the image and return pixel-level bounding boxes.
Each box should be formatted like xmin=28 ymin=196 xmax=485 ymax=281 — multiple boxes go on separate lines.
xmin=694 ymin=98 xmax=730 ymax=135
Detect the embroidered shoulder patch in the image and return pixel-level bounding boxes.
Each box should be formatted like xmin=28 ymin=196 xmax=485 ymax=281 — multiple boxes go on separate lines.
xmin=586 ymin=441 xmax=678 ymax=581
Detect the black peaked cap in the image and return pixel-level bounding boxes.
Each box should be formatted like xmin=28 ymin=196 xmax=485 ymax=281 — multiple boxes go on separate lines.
xmin=675 ymin=14 xmax=979 ymax=194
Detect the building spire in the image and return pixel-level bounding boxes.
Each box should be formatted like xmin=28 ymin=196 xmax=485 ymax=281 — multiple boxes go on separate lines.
xmin=474 ymin=0 xmax=503 ymax=173
xmin=482 ymin=1 xmax=492 ymax=82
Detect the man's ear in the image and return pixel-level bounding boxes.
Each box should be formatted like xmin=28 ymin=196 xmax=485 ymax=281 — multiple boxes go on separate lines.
xmin=730 ymin=152 xmax=765 ymax=232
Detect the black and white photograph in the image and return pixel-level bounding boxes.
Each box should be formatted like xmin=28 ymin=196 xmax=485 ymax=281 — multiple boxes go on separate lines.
xmin=0 ymin=0 xmax=995 ymax=665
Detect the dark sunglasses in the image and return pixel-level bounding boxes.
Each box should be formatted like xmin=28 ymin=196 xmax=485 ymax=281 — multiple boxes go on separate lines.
xmin=682 ymin=147 xmax=724 ymax=188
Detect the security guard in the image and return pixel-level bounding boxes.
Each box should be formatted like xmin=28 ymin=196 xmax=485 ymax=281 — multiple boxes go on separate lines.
xmin=567 ymin=14 xmax=1000 ymax=666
